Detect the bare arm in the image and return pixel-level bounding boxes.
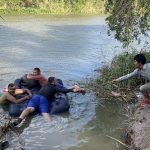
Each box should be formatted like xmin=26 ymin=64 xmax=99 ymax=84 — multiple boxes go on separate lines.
xmin=23 ymin=89 xmax=32 ymax=98
xmin=27 ymin=74 xmax=41 ymax=80
xmin=55 ymin=86 xmax=73 ymax=93
xmin=4 ymin=92 xmax=30 ymax=104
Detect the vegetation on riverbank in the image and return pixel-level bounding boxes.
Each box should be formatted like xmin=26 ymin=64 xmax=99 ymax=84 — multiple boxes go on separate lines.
xmin=105 ymin=0 xmax=150 ymax=47
xmin=89 ymin=50 xmax=150 ymax=101
xmin=0 ymin=0 xmax=104 ymax=15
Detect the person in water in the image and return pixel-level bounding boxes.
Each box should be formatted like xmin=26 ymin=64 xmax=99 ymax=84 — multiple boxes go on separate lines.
xmin=39 ymin=76 xmax=86 ymax=102
xmin=27 ymin=67 xmax=48 ymax=86
xmin=12 ymin=94 xmax=52 ymax=126
xmin=27 ymin=68 xmax=79 ymax=89
xmin=12 ymin=77 xmax=85 ymax=126
xmin=13 ymin=77 xmax=85 ymax=126
xmin=0 ymin=83 xmax=32 ymax=104
xmin=26 ymin=67 xmax=84 ymax=94
xmin=112 ymin=54 xmax=150 ymax=106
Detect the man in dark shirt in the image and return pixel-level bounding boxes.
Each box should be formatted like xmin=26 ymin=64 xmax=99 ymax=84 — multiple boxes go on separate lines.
xmin=12 ymin=77 xmax=85 ymax=126
xmin=39 ymin=77 xmax=82 ymax=102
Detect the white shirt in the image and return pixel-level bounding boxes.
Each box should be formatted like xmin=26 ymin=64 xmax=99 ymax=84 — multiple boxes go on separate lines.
xmin=116 ymin=63 xmax=150 ymax=81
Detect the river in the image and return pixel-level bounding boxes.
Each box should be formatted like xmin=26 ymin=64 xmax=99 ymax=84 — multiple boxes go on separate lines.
xmin=0 ymin=16 xmax=127 ymax=150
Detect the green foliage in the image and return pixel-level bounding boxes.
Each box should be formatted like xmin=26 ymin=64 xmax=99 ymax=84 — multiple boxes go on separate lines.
xmin=105 ymin=0 xmax=150 ymax=47
xmin=0 ymin=0 xmax=105 ymax=15
xmin=89 ymin=50 xmax=150 ymax=100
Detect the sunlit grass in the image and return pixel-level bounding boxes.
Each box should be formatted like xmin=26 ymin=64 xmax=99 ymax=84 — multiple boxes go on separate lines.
xmin=0 ymin=1 xmax=105 ymax=15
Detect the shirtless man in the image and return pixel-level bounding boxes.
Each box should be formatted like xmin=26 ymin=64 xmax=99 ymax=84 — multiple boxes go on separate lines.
xmin=0 ymin=83 xmax=32 ymax=104
xmin=27 ymin=67 xmax=47 ymax=86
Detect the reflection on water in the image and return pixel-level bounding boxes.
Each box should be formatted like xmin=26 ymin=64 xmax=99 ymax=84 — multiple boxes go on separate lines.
xmin=0 ymin=16 xmax=126 ymax=150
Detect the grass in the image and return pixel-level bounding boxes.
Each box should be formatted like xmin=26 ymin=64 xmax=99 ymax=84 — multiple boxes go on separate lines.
xmin=88 ymin=50 xmax=150 ymax=102
xmin=0 ymin=8 xmax=105 ymax=16
xmin=0 ymin=1 xmax=105 ymax=15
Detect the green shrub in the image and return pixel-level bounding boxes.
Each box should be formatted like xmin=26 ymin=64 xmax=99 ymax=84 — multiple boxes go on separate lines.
xmin=89 ymin=50 xmax=150 ymax=100
xmin=0 ymin=0 xmax=105 ymax=15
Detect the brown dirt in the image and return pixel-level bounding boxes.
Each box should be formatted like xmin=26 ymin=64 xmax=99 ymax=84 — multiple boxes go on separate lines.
xmin=126 ymin=103 xmax=150 ymax=150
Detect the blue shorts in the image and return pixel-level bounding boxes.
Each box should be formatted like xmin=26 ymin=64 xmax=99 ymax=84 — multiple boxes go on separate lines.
xmin=27 ymin=95 xmax=49 ymax=113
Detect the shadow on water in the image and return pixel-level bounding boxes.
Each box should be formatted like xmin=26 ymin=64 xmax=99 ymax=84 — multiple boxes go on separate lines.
xmin=0 ymin=16 xmax=124 ymax=150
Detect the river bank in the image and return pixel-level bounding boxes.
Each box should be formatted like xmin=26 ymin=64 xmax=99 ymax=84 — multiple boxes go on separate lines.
xmin=0 ymin=8 xmax=105 ymax=16
xmin=89 ymin=50 xmax=150 ymax=150
xmin=0 ymin=0 xmax=104 ymax=15
xmin=126 ymin=94 xmax=150 ymax=150
xmin=0 ymin=112 xmax=11 ymax=146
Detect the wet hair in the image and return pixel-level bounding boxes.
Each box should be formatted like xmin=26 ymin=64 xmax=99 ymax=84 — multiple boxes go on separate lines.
xmin=8 ymin=83 xmax=15 ymax=89
xmin=48 ymin=77 xmax=55 ymax=83
xmin=134 ymin=54 xmax=146 ymax=65
xmin=34 ymin=67 xmax=41 ymax=73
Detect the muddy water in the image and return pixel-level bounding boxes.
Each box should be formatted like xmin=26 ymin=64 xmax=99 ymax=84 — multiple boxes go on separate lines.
xmin=0 ymin=16 xmax=126 ymax=150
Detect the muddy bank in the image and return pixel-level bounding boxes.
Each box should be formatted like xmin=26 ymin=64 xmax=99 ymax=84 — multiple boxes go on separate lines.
xmin=126 ymin=100 xmax=150 ymax=150
xmin=0 ymin=112 xmax=11 ymax=139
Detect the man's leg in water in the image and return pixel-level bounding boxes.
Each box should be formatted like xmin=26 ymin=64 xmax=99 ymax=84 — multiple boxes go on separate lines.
xmin=12 ymin=96 xmax=38 ymax=126
xmin=39 ymin=96 xmax=52 ymax=122
xmin=19 ymin=107 xmax=35 ymax=119
xmin=19 ymin=95 xmax=39 ymax=119
xmin=41 ymin=113 xmax=52 ymax=122
xmin=12 ymin=107 xmax=35 ymax=126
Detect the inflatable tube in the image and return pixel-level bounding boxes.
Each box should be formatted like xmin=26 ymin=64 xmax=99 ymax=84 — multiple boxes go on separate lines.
xmin=9 ymin=79 xmax=69 ymax=117
xmin=9 ymin=101 xmax=29 ymax=117
xmin=9 ymin=94 xmax=29 ymax=117
xmin=50 ymin=94 xmax=69 ymax=114
xmin=14 ymin=74 xmax=41 ymax=94
xmin=0 ymin=141 xmax=9 ymax=149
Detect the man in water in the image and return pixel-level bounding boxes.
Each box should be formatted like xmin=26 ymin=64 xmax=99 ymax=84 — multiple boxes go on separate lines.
xmin=39 ymin=76 xmax=85 ymax=102
xmin=12 ymin=94 xmax=52 ymax=126
xmin=27 ymin=67 xmax=48 ymax=86
xmin=0 ymin=83 xmax=32 ymax=104
xmin=12 ymin=77 xmax=84 ymax=126
xmin=112 ymin=54 xmax=150 ymax=106
xmin=23 ymin=67 xmax=84 ymax=94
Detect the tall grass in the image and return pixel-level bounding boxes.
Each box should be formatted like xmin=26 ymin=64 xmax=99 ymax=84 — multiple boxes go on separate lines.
xmin=89 ymin=50 xmax=150 ymax=100
xmin=0 ymin=0 xmax=105 ymax=15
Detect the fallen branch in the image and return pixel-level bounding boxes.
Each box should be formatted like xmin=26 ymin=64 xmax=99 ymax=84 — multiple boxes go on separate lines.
xmin=106 ymin=135 xmax=129 ymax=148
xmin=0 ymin=15 xmax=5 ymax=21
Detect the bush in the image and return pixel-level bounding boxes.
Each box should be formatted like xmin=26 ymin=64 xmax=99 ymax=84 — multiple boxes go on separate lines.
xmin=89 ymin=50 xmax=150 ymax=100
xmin=0 ymin=0 xmax=105 ymax=15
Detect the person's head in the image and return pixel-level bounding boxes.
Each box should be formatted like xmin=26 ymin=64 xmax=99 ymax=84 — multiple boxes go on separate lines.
xmin=8 ymin=83 xmax=16 ymax=95
xmin=48 ymin=77 xmax=57 ymax=85
xmin=33 ymin=67 xmax=41 ymax=76
xmin=134 ymin=54 xmax=146 ymax=68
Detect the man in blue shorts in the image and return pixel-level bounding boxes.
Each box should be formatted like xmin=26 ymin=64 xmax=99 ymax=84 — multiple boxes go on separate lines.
xmin=12 ymin=95 xmax=52 ymax=126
